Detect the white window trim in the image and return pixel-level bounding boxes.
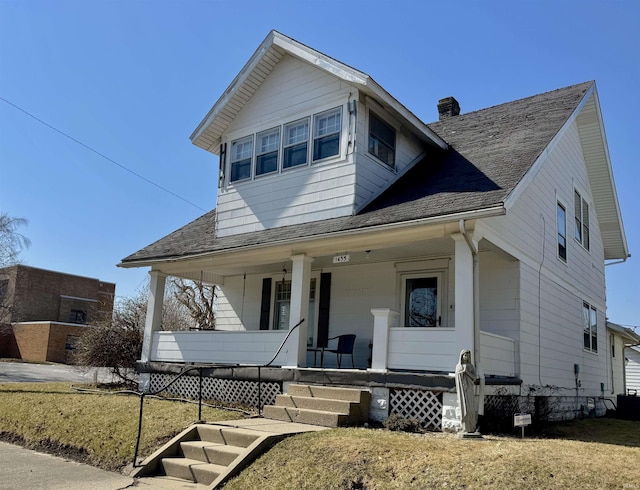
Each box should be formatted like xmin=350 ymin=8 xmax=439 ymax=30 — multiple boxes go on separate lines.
xmin=282 ymin=117 xmax=310 ymax=172
xmin=367 ymin=110 xmax=396 ymax=169
xmin=312 ymin=106 xmax=343 ymax=163
xmin=269 ymin=273 xmax=320 ymax=343
xmin=582 ymin=301 xmax=598 ymax=354
xmin=556 ymin=199 xmax=568 ymax=263
xmin=573 ymin=188 xmax=590 ymax=252
xmin=255 ymin=126 xmax=281 ymax=178
xmin=229 ymin=135 xmax=254 ymax=183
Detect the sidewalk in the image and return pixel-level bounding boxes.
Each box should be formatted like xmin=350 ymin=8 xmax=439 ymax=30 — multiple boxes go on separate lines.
xmin=0 ymin=441 xmax=134 ymax=490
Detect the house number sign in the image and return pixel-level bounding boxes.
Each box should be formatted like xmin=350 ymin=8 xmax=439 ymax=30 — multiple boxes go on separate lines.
xmin=332 ymin=254 xmax=350 ymax=264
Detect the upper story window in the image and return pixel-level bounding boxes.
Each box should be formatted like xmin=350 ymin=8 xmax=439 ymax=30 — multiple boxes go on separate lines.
xmin=256 ymin=127 xmax=280 ymax=176
xmin=283 ymin=118 xmax=309 ymax=169
xmin=313 ymin=107 xmax=342 ymax=161
xmin=557 ymin=201 xmax=567 ymax=262
xmin=368 ymin=111 xmax=396 ymax=168
xmin=574 ymin=190 xmax=590 ymax=251
xmin=230 ymin=135 xmax=253 ymax=182
xmin=583 ymin=301 xmax=597 ymax=353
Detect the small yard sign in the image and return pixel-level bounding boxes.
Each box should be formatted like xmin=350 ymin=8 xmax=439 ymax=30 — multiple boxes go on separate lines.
xmin=514 ymin=413 xmax=532 ymax=427
xmin=514 ymin=413 xmax=532 ymax=438
xmin=333 ymin=254 xmax=350 ymax=264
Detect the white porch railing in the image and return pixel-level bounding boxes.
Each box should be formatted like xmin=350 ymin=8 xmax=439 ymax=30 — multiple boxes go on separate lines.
xmin=370 ymin=308 xmax=517 ymax=376
xmin=151 ymin=330 xmax=289 ymax=366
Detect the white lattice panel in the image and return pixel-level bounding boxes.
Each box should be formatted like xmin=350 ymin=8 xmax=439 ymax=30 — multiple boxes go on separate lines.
xmin=390 ymin=389 xmax=442 ymax=430
xmin=149 ymin=374 xmax=280 ymax=408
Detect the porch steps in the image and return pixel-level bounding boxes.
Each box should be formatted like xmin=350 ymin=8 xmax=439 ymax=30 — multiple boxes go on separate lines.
xmin=262 ymin=384 xmax=370 ymax=427
xmin=132 ymin=419 xmax=326 ymax=489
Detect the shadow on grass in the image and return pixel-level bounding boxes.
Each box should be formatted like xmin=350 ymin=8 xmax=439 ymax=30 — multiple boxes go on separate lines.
xmin=545 ymin=418 xmax=640 ymax=448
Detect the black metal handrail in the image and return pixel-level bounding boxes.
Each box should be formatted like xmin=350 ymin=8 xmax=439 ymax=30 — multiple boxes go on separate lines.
xmin=132 ymin=318 xmax=304 ymax=467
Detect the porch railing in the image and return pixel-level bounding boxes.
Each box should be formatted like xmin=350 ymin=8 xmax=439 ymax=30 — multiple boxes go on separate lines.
xmin=370 ymin=308 xmax=517 ymax=376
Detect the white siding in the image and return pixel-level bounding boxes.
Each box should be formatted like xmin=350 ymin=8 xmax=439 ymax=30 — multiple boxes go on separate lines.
xmin=481 ymin=121 xmax=608 ymax=395
xmin=216 ymin=55 xmax=356 ymax=237
xmin=627 ymin=346 xmax=640 ymax=394
xmin=353 ymin=98 xmax=426 ymax=210
xmin=478 ymin=251 xmax=520 ymax=342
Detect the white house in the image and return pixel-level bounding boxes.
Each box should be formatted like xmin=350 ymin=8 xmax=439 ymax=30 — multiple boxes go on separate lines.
xmin=606 ymin=322 xmax=640 ymax=399
xmin=119 ymin=31 xmax=629 ymax=427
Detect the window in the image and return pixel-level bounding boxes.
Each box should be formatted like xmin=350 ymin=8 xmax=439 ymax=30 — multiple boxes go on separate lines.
xmin=313 ymin=107 xmax=342 ymax=161
xmin=557 ymin=202 xmax=567 ymax=262
xmin=583 ymin=302 xmax=597 ymax=352
xmin=69 ymin=309 xmax=87 ymax=324
xmin=230 ymin=136 xmax=253 ymax=182
xmin=273 ymin=280 xmax=291 ymax=330
xmin=283 ymin=118 xmax=309 ymax=169
xmin=574 ymin=190 xmax=590 ymax=251
xmin=0 ymin=279 xmax=8 ymax=303
xmin=403 ymin=274 xmax=442 ymax=327
xmin=272 ymin=279 xmax=316 ymax=335
xmin=368 ymin=111 xmax=396 ymax=168
xmin=255 ymin=127 xmax=280 ymax=176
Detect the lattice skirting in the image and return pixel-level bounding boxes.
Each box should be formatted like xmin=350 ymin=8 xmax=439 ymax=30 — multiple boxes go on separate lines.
xmin=149 ymin=374 xmax=280 ymax=408
xmin=389 ymin=389 xmax=443 ymax=430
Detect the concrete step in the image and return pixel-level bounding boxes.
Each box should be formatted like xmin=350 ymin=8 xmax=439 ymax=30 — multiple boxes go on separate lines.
xmin=195 ymin=424 xmax=261 ymax=447
xmin=179 ymin=440 xmax=244 ymax=466
xmin=275 ymin=394 xmax=357 ymax=415
xmin=263 ymin=405 xmax=350 ymax=427
xmin=160 ymin=457 xmax=225 ymax=485
xmin=287 ymin=384 xmax=370 ymax=405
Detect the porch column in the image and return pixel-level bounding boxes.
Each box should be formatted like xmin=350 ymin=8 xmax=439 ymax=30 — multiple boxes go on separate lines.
xmin=452 ymin=234 xmax=476 ymax=362
xmin=139 ymin=270 xmax=166 ymax=391
xmin=285 ymin=254 xmax=313 ymax=368
xmin=369 ymin=308 xmax=399 ymax=372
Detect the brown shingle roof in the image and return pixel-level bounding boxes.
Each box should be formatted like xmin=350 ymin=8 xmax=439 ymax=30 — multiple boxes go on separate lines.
xmin=120 ymin=81 xmax=593 ymax=265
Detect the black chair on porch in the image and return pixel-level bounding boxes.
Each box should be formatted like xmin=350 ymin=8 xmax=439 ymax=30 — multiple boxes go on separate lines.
xmin=324 ymin=334 xmax=356 ymax=368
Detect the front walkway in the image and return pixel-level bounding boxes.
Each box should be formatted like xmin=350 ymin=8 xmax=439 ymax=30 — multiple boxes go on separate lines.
xmin=0 ymin=441 xmax=133 ymax=490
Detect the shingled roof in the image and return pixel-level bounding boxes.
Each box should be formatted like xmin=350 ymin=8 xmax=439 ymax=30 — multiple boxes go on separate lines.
xmin=120 ymin=81 xmax=593 ymax=265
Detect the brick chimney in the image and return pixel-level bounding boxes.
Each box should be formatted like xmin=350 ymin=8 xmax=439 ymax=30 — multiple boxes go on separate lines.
xmin=437 ymin=96 xmax=461 ymax=120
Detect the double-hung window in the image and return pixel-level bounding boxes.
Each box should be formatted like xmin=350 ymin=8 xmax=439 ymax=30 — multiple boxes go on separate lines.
xmin=583 ymin=301 xmax=597 ymax=352
xmin=230 ymin=136 xmax=253 ymax=182
xmin=574 ymin=190 xmax=590 ymax=251
xmin=557 ymin=202 xmax=567 ymax=262
xmin=368 ymin=111 xmax=396 ymax=168
xmin=283 ymin=118 xmax=309 ymax=169
xmin=313 ymin=107 xmax=342 ymax=161
xmin=256 ymin=127 xmax=280 ymax=176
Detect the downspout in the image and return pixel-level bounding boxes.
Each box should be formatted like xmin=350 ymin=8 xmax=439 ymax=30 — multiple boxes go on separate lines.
xmin=459 ymin=219 xmax=484 ymax=415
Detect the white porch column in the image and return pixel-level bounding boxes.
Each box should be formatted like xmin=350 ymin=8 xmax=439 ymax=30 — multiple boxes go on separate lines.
xmin=139 ymin=270 xmax=166 ymax=391
xmin=452 ymin=234 xmax=476 ymax=361
xmin=369 ymin=308 xmax=399 ymax=372
xmin=285 ymin=254 xmax=313 ymax=368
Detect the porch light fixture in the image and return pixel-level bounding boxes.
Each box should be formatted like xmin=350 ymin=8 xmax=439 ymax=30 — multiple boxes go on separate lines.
xmin=281 ymin=266 xmax=287 ymax=287
xmin=365 ymin=250 xmax=371 ymax=259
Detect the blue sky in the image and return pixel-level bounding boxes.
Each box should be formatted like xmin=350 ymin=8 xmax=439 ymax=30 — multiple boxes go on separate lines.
xmin=0 ymin=1 xmax=638 ymax=330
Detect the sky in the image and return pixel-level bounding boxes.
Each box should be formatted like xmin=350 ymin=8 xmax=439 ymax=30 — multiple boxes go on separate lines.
xmin=0 ymin=0 xmax=638 ymax=331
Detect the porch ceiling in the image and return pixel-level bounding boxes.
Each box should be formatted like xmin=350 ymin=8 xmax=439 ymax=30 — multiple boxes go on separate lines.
xmin=157 ymin=236 xmax=505 ymax=283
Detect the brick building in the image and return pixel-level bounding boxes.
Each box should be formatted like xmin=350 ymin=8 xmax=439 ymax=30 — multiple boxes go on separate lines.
xmin=0 ymin=265 xmax=115 ymax=363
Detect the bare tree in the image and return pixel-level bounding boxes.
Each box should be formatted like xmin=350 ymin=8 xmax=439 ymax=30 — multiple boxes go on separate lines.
xmin=169 ymin=278 xmax=217 ymax=330
xmin=0 ymin=213 xmax=30 ymax=267
xmin=74 ymin=290 xmax=147 ymax=384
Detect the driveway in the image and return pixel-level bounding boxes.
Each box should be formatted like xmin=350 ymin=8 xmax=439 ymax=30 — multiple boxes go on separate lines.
xmin=0 ymin=362 xmax=117 ymax=384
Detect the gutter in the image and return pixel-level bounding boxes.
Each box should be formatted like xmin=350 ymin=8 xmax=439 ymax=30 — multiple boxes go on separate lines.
xmin=119 ymin=206 xmax=506 ymax=269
